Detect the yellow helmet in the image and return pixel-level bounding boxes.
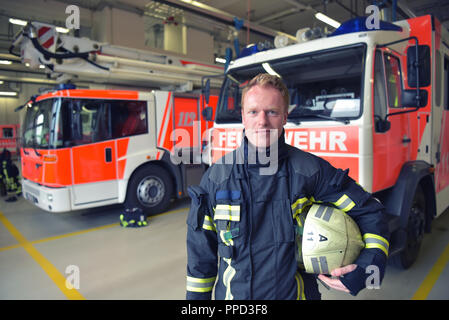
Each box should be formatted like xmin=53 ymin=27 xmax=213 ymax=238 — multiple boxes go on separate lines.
xmin=300 ymin=204 xmax=364 ymax=274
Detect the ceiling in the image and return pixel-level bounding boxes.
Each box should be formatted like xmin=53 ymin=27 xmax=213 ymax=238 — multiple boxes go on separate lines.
xmin=2 ymin=0 xmax=448 ymax=38
xmin=44 ymin=0 xmax=449 ymax=35
xmin=0 ymin=0 xmax=448 ymax=69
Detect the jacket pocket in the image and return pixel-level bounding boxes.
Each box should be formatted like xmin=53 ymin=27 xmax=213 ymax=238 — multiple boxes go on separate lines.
xmin=272 ymin=199 xmax=295 ymax=243
xmin=186 ymin=185 xmax=208 ymax=230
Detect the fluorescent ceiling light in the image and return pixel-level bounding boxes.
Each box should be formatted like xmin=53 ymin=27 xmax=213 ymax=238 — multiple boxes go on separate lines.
xmin=9 ymin=18 xmax=27 ymax=26
xmin=262 ymin=62 xmax=281 ymax=78
xmin=0 ymin=91 xmax=18 ymax=97
xmin=315 ymin=12 xmax=341 ymax=29
xmin=215 ymin=57 xmax=226 ymax=64
xmin=55 ymin=27 xmax=69 ymax=33
xmin=0 ymin=60 xmax=12 ymax=65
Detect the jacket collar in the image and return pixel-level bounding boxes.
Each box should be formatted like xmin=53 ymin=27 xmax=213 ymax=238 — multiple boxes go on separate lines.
xmin=235 ymin=129 xmax=289 ymax=169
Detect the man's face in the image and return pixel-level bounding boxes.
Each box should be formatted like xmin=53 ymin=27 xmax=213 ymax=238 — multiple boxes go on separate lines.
xmin=242 ymin=84 xmax=287 ymax=147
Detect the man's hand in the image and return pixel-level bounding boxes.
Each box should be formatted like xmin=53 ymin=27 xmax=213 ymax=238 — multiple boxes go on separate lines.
xmin=317 ymin=264 xmax=357 ymax=293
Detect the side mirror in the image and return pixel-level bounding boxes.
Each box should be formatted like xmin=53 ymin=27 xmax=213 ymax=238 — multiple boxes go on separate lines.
xmin=401 ymin=89 xmax=428 ymax=108
xmin=202 ymin=79 xmax=211 ymax=105
xmin=407 ymin=45 xmax=430 ymax=88
xmin=202 ymin=106 xmax=213 ymax=121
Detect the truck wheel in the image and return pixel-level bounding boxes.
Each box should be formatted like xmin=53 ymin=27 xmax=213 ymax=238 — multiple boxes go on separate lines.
xmin=393 ymin=184 xmax=426 ymax=269
xmin=125 ymin=165 xmax=173 ymax=215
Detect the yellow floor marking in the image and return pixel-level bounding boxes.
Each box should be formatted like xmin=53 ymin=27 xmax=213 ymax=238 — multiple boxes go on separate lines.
xmin=31 ymin=222 xmax=119 ymax=246
xmin=412 ymin=242 xmax=449 ymax=300
xmin=0 ymin=206 xmax=188 ymax=299
xmin=0 ymin=206 xmax=188 ymax=251
xmin=0 ymin=211 xmax=85 ymax=300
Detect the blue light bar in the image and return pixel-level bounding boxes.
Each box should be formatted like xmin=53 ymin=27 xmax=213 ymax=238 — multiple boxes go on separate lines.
xmin=55 ymin=83 xmax=76 ymax=90
xmin=238 ymin=44 xmax=260 ymax=59
xmin=330 ymin=17 xmax=402 ymax=37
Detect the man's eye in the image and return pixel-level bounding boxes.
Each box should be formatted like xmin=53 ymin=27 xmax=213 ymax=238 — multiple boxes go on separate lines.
xmin=267 ymin=110 xmax=278 ymax=115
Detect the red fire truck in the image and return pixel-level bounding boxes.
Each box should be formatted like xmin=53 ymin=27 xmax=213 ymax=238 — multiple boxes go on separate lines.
xmin=202 ymin=15 xmax=449 ymax=269
xmin=11 ymin=21 xmax=222 ymax=214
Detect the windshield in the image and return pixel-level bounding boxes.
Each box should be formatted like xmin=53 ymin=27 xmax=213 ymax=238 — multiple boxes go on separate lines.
xmin=22 ymin=97 xmax=148 ymax=150
xmin=22 ymin=98 xmax=59 ymax=149
xmin=215 ymin=44 xmax=366 ymax=124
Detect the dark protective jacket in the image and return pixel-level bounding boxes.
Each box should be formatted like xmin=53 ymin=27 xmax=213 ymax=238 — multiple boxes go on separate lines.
xmin=186 ymin=132 xmax=389 ymax=300
xmin=0 ymin=149 xmax=21 ymax=195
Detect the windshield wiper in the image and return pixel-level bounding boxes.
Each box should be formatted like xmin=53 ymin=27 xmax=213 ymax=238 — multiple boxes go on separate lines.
xmin=309 ymin=114 xmax=350 ymax=124
xmin=288 ymin=114 xmax=350 ymax=125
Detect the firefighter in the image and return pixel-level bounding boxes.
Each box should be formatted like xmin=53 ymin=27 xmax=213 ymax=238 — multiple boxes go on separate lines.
xmin=0 ymin=148 xmax=22 ymax=202
xmin=185 ymin=73 xmax=389 ymax=300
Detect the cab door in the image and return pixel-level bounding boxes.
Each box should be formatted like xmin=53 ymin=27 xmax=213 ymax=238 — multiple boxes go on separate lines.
xmin=70 ymin=99 xmax=118 ymax=207
xmin=172 ymin=94 xmax=201 ymax=163
xmin=372 ymin=50 xmax=412 ymax=192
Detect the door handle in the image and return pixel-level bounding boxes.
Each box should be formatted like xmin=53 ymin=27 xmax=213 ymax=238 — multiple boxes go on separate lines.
xmin=402 ymin=136 xmax=411 ymax=144
xmin=105 ymin=147 xmax=112 ymax=163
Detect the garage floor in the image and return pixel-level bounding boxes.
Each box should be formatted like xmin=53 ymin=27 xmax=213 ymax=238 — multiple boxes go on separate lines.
xmin=1 ymin=195 xmax=448 ymax=300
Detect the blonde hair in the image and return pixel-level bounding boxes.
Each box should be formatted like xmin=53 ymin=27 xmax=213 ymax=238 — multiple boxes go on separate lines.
xmin=241 ymin=73 xmax=289 ymax=111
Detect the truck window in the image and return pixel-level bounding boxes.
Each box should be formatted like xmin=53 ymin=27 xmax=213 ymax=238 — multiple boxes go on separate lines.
xmin=22 ymin=99 xmax=54 ymax=148
xmin=215 ymin=44 xmax=366 ymax=124
xmin=384 ymin=53 xmax=403 ymax=108
xmin=111 ymin=101 xmax=148 ymax=138
xmin=373 ymin=50 xmax=388 ymax=123
xmin=2 ymin=128 xmax=13 ymax=138
xmin=61 ymin=98 xmax=148 ymax=147
xmin=435 ymin=50 xmax=442 ymax=107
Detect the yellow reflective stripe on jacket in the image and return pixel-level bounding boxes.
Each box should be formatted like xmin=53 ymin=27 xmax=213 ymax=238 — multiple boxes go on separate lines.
xmin=186 ymin=276 xmax=216 ymax=293
xmin=332 ymin=194 xmax=356 ymax=212
xmin=295 ymin=272 xmax=306 ymax=300
xmin=291 ymin=197 xmax=311 ymax=219
xmin=363 ymin=233 xmax=389 ymax=256
xmin=214 ymin=204 xmax=240 ymax=221
xmin=202 ymin=215 xmax=216 ymax=232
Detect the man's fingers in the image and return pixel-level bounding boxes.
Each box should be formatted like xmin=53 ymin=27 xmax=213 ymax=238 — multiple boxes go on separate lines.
xmin=330 ymin=264 xmax=357 ymax=277
xmin=317 ymin=274 xmax=350 ymax=293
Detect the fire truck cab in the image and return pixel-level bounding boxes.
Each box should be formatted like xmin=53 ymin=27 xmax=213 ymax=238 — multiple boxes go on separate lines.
xmin=203 ymin=15 xmax=449 ymax=269
xmin=20 ymin=87 xmax=217 ymax=214
xmin=11 ymin=21 xmax=221 ymax=215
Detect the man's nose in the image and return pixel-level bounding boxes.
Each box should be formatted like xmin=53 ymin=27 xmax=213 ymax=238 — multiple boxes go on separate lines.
xmin=257 ymin=111 xmax=268 ymax=125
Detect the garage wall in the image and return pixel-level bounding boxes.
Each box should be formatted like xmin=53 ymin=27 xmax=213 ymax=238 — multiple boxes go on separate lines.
xmin=0 ymin=82 xmax=54 ymax=127
xmin=1 ymin=0 xmax=216 ymax=63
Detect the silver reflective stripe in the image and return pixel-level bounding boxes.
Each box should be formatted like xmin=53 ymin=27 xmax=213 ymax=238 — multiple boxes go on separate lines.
xmin=337 ymin=197 xmax=353 ymax=211
xmin=186 ymin=276 xmax=216 ymax=293
xmin=314 ymin=205 xmax=333 ymax=222
xmin=214 ymin=205 xmax=240 ymax=221
xmin=310 ymin=256 xmax=329 ymax=274
xmin=363 ymin=233 xmax=389 ymax=256
xmin=319 ymin=256 xmax=329 ymax=274
xmin=311 ymin=257 xmax=321 ymax=274
xmin=202 ymin=215 xmax=216 ymax=232
xmin=291 ymin=197 xmax=311 ymax=216
xmin=333 ymin=194 xmax=356 ymax=212
xmin=222 ymin=257 xmax=236 ymax=300
xmin=322 ymin=206 xmax=334 ymax=222
xmin=314 ymin=205 xmax=326 ymax=219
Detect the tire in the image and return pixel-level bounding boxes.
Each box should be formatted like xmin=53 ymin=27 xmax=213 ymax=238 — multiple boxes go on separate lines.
xmin=392 ymin=184 xmax=426 ymax=269
xmin=125 ymin=165 xmax=173 ymax=215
